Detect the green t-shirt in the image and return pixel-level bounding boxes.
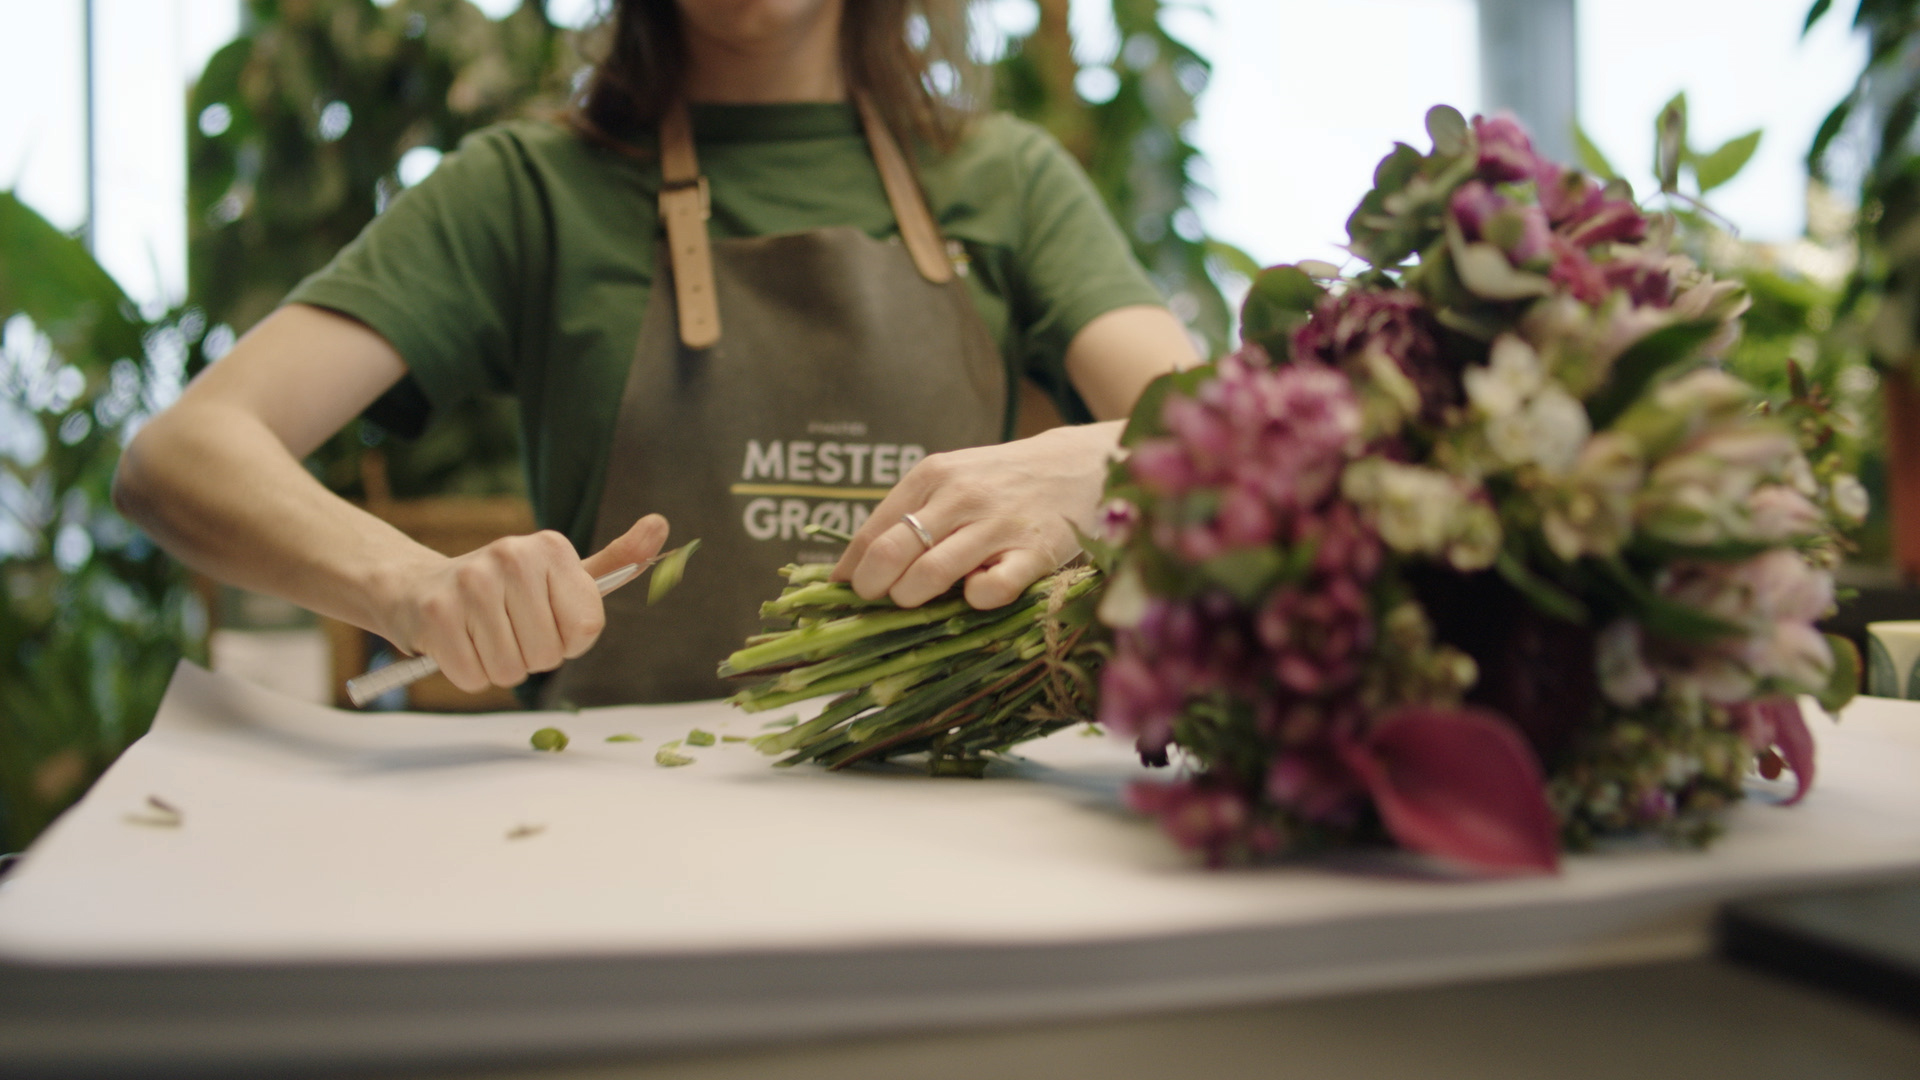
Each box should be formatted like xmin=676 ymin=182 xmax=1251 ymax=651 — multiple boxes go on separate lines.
xmin=288 ymin=105 xmax=1164 ymax=550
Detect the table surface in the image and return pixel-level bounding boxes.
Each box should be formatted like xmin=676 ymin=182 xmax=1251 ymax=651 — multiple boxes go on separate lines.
xmin=5 ymin=663 xmax=1920 ymax=1077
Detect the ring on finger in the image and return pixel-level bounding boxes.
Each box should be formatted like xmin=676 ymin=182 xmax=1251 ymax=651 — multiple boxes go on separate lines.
xmin=902 ymin=511 xmax=935 ymax=550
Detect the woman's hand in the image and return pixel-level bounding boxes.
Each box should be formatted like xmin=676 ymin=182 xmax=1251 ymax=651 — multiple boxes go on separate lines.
xmin=833 ymin=422 xmax=1118 ymax=610
xmin=370 ymin=515 xmax=668 ymax=693
xmin=833 ymin=304 xmax=1197 ymax=610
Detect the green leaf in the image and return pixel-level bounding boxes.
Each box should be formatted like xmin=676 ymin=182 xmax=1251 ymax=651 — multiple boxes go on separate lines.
xmin=1426 ymin=104 xmax=1469 ymax=157
xmin=1203 ymin=238 xmax=1262 ymax=280
xmin=1594 ymin=557 xmax=1745 ymax=643
xmin=1198 ymin=548 xmax=1286 ymax=603
xmin=685 ymin=728 xmax=716 ymax=747
xmin=1806 ymin=92 xmax=1856 ymax=178
xmin=647 ymin=539 xmax=701 ymax=605
xmin=1494 ymin=553 xmax=1589 ymax=624
xmin=1655 ymin=92 xmax=1689 ymax=193
xmin=1803 ymin=0 xmax=1833 ymax=36
xmin=1120 ymin=364 xmax=1216 ymax=447
xmin=1584 ymin=319 xmax=1726 ymax=429
xmin=1572 ymin=124 xmax=1619 ymax=181
xmin=1239 ymin=264 xmax=1327 ymax=356
xmin=1817 ymin=633 xmax=1860 ymax=712
xmin=605 ymin=733 xmax=642 ymax=743
xmin=1693 ymin=130 xmax=1762 ymax=194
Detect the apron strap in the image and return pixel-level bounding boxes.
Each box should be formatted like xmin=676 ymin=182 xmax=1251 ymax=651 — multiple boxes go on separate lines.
xmin=659 ymin=100 xmax=721 ymax=349
xmin=854 ymin=94 xmax=955 ymax=285
xmin=656 ymin=95 xmax=955 ymax=350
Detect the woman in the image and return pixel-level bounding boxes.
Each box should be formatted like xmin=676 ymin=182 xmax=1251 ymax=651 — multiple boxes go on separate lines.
xmin=113 ymin=0 xmax=1198 ymax=705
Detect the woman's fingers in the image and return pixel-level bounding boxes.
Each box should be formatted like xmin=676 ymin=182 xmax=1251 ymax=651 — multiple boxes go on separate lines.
xmin=963 ymin=547 xmax=1056 ymax=610
xmin=394 ymin=518 xmax=673 ymax=692
xmin=584 ymin=513 xmax=669 ymax=579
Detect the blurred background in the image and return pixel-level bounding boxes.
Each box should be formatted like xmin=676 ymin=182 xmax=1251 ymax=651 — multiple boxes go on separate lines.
xmin=0 ymin=0 xmax=1897 ymax=849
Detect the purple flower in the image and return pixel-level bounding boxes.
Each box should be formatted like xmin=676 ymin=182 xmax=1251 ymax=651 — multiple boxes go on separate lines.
xmin=1451 ymin=181 xmax=1554 ymax=268
xmin=1266 ymin=748 xmax=1367 ymax=826
xmin=1473 ymin=113 xmax=1542 ymax=183
xmin=1292 ymin=291 xmax=1460 ymax=425
xmin=1536 ymin=163 xmax=1648 ymax=247
xmin=1128 ymin=779 xmax=1282 ymax=866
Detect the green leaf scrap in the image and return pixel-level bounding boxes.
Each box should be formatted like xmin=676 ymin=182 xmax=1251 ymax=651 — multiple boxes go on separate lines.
xmin=647 ymin=539 xmax=702 ymax=605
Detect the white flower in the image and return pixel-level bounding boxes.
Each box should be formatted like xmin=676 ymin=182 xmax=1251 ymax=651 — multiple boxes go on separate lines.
xmin=1596 ymin=619 xmax=1658 ymax=707
xmin=1832 ymin=474 xmax=1870 ymax=524
xmin=1342 ymin=459 xmax=1496 ymax=562
xmin=1464 ymin=334 xmax=1542 ymax=419
xmin=1540 ymin=433 xmax=1643 ymax=560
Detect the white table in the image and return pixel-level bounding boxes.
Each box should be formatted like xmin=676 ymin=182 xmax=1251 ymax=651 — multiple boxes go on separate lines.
xmin=3 ymin=663 xmax=1919 ymax=1077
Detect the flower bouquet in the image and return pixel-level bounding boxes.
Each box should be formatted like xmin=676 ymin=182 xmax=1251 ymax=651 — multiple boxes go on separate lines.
xmin=1095 ymin=107 xmax=1863 ymax=871
xmin=728 ymin=106 xmax=1863 ymax=876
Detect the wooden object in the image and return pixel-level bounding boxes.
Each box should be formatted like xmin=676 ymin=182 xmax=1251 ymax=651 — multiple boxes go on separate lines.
xmin=1884 ymin=373 xmax=1920 ymax=581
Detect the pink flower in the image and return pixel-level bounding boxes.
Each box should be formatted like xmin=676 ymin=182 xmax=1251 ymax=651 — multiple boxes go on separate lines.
xmin=1473 ymin=113 xmax=1543 ymax=183
xmin=1128 ymin=779 xmax=1281 ymax=866
xmin=1745 ymin=485 xmax=1823 ymax=542
xmin=1536 ymin=163 xmax=1649 ymax=247
xmin=1729 ymin=696 xmax=1816 ymax=804
xmin=1451 ymin=181 xmax=1552 ymax=267
xmin=1266 ymin=748 xmax=1367 ymax=826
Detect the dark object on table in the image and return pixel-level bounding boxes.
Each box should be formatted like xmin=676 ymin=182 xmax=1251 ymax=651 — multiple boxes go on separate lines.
xmin=1719 ymin=875 xmax=1920 ymax=1024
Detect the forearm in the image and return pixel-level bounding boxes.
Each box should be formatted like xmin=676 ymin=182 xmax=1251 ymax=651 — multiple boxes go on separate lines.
xmin=113 ymin=401 xmax=438 ymax=636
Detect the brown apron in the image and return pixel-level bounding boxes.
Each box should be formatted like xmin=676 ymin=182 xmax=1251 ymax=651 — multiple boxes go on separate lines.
xmin=546 ymin=100 xmax=1007 ymax=706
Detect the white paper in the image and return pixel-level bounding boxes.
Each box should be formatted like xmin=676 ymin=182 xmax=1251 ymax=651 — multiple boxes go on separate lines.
xmin=4 ymin=663 xmax=1919 ymax=995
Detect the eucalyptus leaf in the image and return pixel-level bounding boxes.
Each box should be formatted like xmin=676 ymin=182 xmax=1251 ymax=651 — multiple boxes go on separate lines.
xmin=1425 ymin=104 xmax=1469 ymax=157
xmin=1239 ymin=264 xmax=1327 ymax=356
xmin=1452 ymin=242 xmax=1553 ymax=301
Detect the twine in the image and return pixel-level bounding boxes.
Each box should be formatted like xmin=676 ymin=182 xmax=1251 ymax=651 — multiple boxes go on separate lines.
xmin=1034 ymin=567 xmax=1094 ymax=723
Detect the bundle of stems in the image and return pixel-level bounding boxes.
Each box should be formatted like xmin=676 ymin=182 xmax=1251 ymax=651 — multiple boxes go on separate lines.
xmin=721 ymin=560 xmax=1107 ymax=775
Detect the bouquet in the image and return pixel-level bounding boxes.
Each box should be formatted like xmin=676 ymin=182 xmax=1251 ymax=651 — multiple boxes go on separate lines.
xmin=728 ymin=107 xmax=1863 ymax=876
xmin=1095 ymin=107 xmax=1863 ymax=871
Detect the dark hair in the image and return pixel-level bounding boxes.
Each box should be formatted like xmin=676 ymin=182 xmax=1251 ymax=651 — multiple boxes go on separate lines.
xmin=574 ymin=0 xmax=977 ymax=152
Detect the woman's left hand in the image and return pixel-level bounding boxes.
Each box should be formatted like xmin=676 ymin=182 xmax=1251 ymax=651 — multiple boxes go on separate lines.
xmin=833 ymin=420 xmax=1122 ymax=609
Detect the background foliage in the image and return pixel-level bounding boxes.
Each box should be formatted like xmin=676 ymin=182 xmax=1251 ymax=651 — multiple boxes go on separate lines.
xmin=188 ymin=0 xmax=586 ymax=500
xmin=0 ymin=193 xmax=208 ymax=852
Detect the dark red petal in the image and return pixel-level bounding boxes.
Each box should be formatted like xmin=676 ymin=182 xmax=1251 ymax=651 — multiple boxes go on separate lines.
xmin=1341 ymin=706 xmax=1561 ymax=874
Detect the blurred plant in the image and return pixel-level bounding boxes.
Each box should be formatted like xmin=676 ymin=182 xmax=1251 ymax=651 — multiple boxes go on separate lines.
xmin=990 ymin=0 xmax=1249 ymax=356
xmin=1579 ymin=94 xmax=1883 ymax=558
xmin=187 ymin=0 xmax=588 ymax=500
xmin=0 ymin=192 xmax=209 ymax=852
xmin=1804 ymin=0 xmax=1920 ymax=373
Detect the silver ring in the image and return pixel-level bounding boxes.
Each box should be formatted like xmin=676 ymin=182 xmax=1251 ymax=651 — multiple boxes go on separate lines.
xmin=902 ymin=512 xmax=935 ymax=550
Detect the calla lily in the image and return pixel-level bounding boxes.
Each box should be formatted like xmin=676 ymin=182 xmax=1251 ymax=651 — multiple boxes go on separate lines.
xmin=1730 ymin=696 xmax=1816 ymax=804
xmin=1339 ymin=706 xmax=1561 ymax=873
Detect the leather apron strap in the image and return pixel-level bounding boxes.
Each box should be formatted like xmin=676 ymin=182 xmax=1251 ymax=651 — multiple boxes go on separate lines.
xmin=659 ymin=95 xmax=954 ymax=350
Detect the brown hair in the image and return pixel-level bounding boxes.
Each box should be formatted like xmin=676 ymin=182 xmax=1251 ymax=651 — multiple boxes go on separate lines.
xmin=574 ymin=0 xmax=978 ymax=153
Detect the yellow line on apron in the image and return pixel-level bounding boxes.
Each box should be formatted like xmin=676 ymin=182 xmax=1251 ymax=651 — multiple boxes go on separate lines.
xmin=728 ymin=483 xmax=893 ymax=500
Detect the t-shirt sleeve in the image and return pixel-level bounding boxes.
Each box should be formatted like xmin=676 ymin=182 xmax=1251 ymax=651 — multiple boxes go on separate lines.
xmin=1006 ymin=123 xmax=1167 ymax=381
xmin=284 ymin=127 xmax=546 ymax=414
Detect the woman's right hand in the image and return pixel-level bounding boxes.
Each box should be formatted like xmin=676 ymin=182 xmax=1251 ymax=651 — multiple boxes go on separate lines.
xmin=370 ymin=515 xmax=668 ymax=692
